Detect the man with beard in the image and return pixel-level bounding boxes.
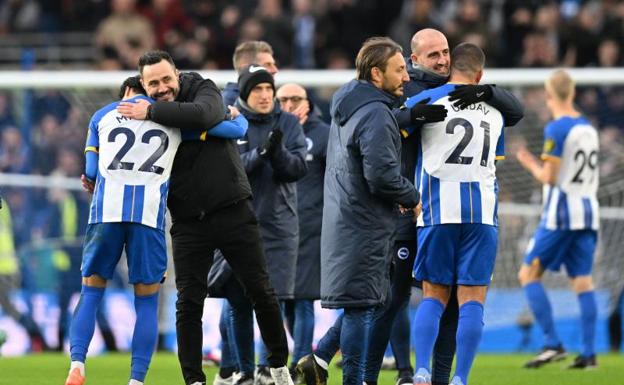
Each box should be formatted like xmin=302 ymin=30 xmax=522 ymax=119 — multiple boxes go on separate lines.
xmin=307 ymin=37 xmax=420 ymax=385
xmin=117 ymin=50 xmax=292 ymax=385
xmin=363 ymin=28 xmax=524 ymax=385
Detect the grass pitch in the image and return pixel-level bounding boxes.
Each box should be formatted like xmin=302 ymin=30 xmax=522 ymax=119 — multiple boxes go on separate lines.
xmin=1 ymin=352 xmax=623 ymax=385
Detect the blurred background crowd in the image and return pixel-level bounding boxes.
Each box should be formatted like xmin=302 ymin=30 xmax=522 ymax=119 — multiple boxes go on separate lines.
xmin=0 ymin=0 xmax=624 ymax=353
xmin=1 ymin=0 xmax=624 ymax=70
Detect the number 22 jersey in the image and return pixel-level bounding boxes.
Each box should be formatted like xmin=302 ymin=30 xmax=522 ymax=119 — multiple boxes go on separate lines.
xmin=540 ymin=116 xmax=599 ymax=230
xmin=404 ymin=84 xmax=505 ymax=227
xmin=85 ymin=95 xmax=181 ymax=230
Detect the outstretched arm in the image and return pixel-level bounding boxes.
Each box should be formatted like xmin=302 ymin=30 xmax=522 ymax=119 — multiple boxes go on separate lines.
xmin=448 ymin=85 xmax=524 ymax=126
xmin=516 ymin=146 xmax=560 ymax=184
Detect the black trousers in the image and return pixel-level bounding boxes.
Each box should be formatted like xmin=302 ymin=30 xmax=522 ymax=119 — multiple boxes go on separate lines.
xmin=171 ymin=199 xmax=288 ymax=384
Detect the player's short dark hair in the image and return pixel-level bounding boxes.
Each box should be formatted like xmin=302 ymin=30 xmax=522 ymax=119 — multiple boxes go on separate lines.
xmin=138 ymin=50 xmax=176 ymax=74
xmin=450 ymin=43 xmax=485 ymax=76
xmin=233 ymin=41 xmax=273 ymax=73
xmin=355 ymin=37 xmax=403 ymax=82
xmin=119 ymin=75 xmax=145 ymax=99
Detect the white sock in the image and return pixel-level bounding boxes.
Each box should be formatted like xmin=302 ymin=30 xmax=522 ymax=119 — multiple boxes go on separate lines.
xmin=70 ymin=361 xmax=85 ymax=377
xmin=313 ymin=355 xmax=328 ymax=370
xmin=128 ymin=379 xmax=144 ymax=385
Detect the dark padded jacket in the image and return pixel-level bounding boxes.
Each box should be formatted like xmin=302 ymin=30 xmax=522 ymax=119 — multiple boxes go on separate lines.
xmin=320 ymin=80 xmax=419 ymax=309
xmin=294 ymin=110 xmax=329 ymax=299
xmin=150 ymin=72 xmax=252 ymax=220
xmin=209 ymin=103 xmax=308 ymax=299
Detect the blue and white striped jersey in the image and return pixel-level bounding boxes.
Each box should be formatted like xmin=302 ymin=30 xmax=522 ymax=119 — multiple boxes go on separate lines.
xmin=85 ymin=95 xmax=181 ymax=230
xmin=539 ymin=116 xmax=599 ymax=230
xmin=404 ymin=84 xmax=505 ymax=227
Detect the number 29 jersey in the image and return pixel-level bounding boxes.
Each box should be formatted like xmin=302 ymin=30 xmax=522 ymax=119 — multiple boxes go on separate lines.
xmin=404 ymin=84 xmax=504 ymax=227
xmin=540 ymin=116 xmax=599 ymax=230
xmin=85 ymin=95 xmax=181 ymax=230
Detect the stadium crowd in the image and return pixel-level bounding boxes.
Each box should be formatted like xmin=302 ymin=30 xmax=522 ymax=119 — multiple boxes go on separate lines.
xmin=1 ymin=0 xmax=624 ymax=70
xmin=0 ymin=1 xmax=623 ymax=384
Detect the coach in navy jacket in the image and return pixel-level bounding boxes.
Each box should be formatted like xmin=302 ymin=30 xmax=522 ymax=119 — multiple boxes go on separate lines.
xmin=321 ymin=79 xmax=419 ymax=309
xmin=321 ymin=53 xmax=419 ymax=310
xmin=319 ymin=38 xmax=419 ymax=385
xmin=236 ymin=80 xmax=308 ymax=301
xmin=210 ymin=67 xmax=307 ymax=299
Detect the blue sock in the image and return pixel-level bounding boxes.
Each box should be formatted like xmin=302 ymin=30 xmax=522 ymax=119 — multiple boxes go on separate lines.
xmin=454 ymin=301 xmax=484 ymax=385
xmin=578 ymin=291 xmax=597 ymax=358
xmin=69 ymin=285 xmax=105 ymax=362
xmin=131 ymin=292 xmax=159 ymax=382
xmin=524 ymin=282 xmax=560 ymax=348
xmin=413 ymin=298 xmax=445 ymax=373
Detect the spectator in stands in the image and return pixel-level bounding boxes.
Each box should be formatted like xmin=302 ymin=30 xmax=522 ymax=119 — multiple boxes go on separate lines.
xmin=239 ymin=17 xmax=265 ymax=44
xmin=0 ymin=93 xmax=16 ymax=130
xmin=521 ymin=31 xmax=558 ymax=68
xmin=211 ymin=5 xmax=243 ymax=69
xmin=140 ymin=0 xmax=194 ymax=50
xmin=597 ymin=39 xmax=621 ymax=67
xmin=32 ymin=91 xmax=70 ymax=125
xmin=0 ymin=197 xmax=50 ymax=352
xmin=255 ymin=0 xmax=294 ymax=68
xmin=446 ymin=0 xmax=495 ymax=63
xmin=0 ymin=0 xmax=41 ymax=34
xmin=561 ymin=2 xmax=601 ymax=67
xmin=95 ymin=0 xmax=155 ymax=69
xmin=501 ymin=1 xmax=541 ymax=66
xmin=0 ymin=126 xmax=30 ymax=174
xmin=292 ymin=0 xmax=316 ymax=69
xmin=390 ymin=0 xmax=441 ymax=53
xmin=31 ymin=114 xmax=61 ymax=175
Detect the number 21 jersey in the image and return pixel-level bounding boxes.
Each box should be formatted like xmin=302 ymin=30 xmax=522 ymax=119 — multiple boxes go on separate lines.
xmin=85 ymin=95 xmax=181 ymax=230
xmin=405 ymin=84 xmax=505 ymax=227
xmin=540 ymin=116 xmax=599 ymax=230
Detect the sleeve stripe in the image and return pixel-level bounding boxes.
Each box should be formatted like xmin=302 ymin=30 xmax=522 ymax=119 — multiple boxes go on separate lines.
xmin=85 ymin=146 xmax=99 ymax=154
xmin=495 ymin=155 xmax=505 ymax=160
xmin=541 ymin=154 xmax=561 ymax=161
xmin=200 ymin=131 xmax=207 ymax=141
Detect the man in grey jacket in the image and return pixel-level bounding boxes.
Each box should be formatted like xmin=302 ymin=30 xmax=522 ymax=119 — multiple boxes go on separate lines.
xmin=299 ymin=37 xmax=420 ymax=385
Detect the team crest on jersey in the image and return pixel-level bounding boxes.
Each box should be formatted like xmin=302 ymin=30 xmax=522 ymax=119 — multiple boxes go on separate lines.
xmin=397 ymin=247 xmax=410 ymax=260
xmin=543 ymin=139 xmax=555 ymax=154
xmin=305 ymin=137 xmax=314 ymax=161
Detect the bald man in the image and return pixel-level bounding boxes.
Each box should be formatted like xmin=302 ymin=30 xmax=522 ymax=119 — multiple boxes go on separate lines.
xmin=362 ymin=29 xmax=526 ymax=385
xmin=516 ymin=70 xmax=599 ymax=370
xmin=277 ymin=83 xmax=330 ymax=375
xmin=296 ymin=29 xmax=524 ymax=385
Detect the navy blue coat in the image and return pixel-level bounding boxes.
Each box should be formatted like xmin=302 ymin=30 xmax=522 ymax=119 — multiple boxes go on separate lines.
xmin=208 ymin=103 xmax=307 ymax=299
xmin=236 ymin=103 xmax=308 ymax=299
xmin=294 ymin=110 xmax=329 ymax=299
xmin=320 ymin=80 xmax=419 ymax=309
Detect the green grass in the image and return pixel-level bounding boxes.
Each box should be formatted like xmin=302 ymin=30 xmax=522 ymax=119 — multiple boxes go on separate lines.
xmin=1 ymin=353 xmax=623 ymax=385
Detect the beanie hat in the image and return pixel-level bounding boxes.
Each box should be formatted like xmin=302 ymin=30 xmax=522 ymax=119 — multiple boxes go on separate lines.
xmin=238 ymin=64 xmax=275 ymax=102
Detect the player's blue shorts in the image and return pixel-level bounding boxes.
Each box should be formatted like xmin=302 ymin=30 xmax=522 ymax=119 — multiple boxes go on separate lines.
xmin=81 ymin=222 xmax=167 ymax=284
xmin=414 ymin=223 xmax=497 ymax=286
xmin=524 ymin=227 xmax=597 ymax=277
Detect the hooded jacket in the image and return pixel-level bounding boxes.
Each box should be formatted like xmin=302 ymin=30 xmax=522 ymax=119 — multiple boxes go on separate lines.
xmin=209 ymin=101 xmax=307 ymax=299
xmin=320 ymin=80 xmax=419 ymax=309
xmin=294 ymin=109 xmax=329 ymax=299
